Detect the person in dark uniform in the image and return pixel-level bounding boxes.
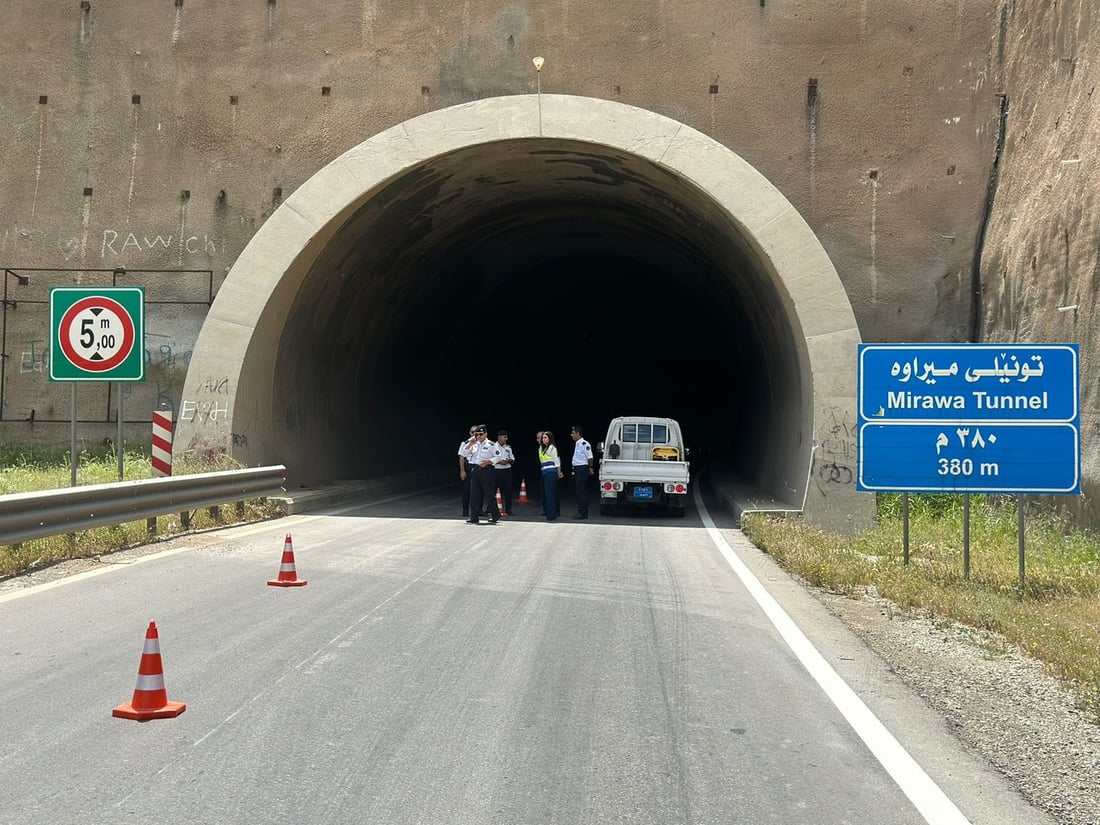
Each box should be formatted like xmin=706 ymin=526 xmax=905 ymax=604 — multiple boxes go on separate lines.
xmin=465 ymin=425 xmax=502 ymax=524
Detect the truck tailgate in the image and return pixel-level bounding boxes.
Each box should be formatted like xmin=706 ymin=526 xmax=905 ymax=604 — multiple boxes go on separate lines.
xmin=599 ymin=459 xmax=689 ymax=483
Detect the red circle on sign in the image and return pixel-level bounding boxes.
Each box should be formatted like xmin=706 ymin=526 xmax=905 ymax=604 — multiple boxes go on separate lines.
xmin=58 ymin=296 xmax=136 ymax=373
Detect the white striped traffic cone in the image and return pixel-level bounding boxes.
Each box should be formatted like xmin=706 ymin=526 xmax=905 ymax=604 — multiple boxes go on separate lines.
xmin=113 ymin=621 xmax=187 ymax=720
xmin=268 ymin=534 xmax=308 ymax=587
xmin=496 ymin=489 xmax=507 ymax=516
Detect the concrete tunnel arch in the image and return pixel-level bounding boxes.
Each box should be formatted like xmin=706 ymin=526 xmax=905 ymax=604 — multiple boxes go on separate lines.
xmin=177 ymin=94 xmax=870 ymax=530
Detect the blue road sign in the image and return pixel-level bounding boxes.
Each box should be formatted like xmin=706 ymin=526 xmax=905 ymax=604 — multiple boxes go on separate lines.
xmin=859 ymin=344 xmax=1078 ymax=422
xmin=858 ymin=422 xmax=1079 ymax=494
xmin=857 ymin=344 xmax=1080 ymax=494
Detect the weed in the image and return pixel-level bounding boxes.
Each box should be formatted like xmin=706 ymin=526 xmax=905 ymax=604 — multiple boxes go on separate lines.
xmin=0 ymin=450 xmax=281 ymax=580
xmin=743 ymin=495 xmax=1100 ymax=724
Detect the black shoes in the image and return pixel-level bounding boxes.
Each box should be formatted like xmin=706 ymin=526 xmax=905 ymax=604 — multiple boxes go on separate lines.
xmin=572 ymin=514 xmax=587 ymax=520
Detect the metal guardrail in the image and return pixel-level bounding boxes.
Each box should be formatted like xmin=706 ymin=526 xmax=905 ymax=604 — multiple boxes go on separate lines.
xmin=0 ymin=465 xmax=286 ymax=546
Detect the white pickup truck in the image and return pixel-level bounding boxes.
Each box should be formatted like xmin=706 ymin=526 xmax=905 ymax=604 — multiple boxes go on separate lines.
xmin=596 ymin=416 xmax=690 ymax=516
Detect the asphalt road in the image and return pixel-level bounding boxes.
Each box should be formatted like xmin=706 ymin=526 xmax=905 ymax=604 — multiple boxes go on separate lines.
xmin=0 ymin=483 xmax=1056 ymax=825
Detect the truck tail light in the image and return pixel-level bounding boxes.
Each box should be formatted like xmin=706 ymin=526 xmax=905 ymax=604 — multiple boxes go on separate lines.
xmin=602 ymin=482 xmax=613 ymax=491
xmin=665 ymin=483 xmax=687 ymax=493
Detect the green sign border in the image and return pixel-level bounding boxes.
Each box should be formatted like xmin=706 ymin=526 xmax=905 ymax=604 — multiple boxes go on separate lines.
xmin=49 ymin=287 xmax=145 ymax=382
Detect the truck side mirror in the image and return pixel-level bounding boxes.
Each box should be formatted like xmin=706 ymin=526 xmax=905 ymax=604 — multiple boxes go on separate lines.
xmin=609 ymin=442 xmax=620 ymax=459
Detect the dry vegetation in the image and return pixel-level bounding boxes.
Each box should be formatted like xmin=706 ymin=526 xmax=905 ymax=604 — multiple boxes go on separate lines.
xmin=0 ymin=446 xmax=282 ymax=580
xmin=743 ymin=493 xmax=1100 ymax=724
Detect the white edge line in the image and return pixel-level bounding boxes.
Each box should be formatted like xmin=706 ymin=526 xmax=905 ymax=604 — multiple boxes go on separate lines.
xmin=693 ymin=486 xmax=972 ymax=825
xmin=0 ymin=545 xmax=193 ymax=605
xmin=0 ymin=519 xmax=310 ymax=606
xmin=0 ymin=487 xmax=432 ymax=606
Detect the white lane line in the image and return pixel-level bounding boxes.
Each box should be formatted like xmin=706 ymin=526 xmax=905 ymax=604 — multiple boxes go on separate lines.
xmin=693 ymin=487 xmax=971 ymax=825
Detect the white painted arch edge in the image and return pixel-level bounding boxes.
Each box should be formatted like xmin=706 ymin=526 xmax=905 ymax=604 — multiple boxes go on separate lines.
xmin=179 ymin=94 xmax=861 ymax=464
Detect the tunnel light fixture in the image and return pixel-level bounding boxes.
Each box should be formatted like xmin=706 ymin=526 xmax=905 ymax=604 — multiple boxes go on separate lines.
xmin=532 ymin=57 xmax=545 ymax=135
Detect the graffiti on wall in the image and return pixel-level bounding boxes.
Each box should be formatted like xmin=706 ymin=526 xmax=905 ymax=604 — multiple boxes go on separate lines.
xmin=816 ymin=404 xmax=856 ymax=488
xmin=19 ymin=339 xmax=49 ymax=374
xmin=100 ymin=230 xmax=225 ymax=259
xmin=180 ymin=375 xmax=231 ymax=425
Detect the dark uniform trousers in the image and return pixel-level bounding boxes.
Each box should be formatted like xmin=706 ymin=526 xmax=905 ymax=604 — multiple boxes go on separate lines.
xmin=495 ymin=467 xmax=513 ymax=513
xmin=462 ymin=460 xmax=474 ymax=516
xmin=468 ymin=465 xmax=501 ymax=523
xmin=574 ymin=465 xmax=591 ymax=517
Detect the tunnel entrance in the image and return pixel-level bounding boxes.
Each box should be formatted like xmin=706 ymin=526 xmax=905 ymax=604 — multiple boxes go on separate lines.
xmin=178 ymin=95 xmax=870 ymax=530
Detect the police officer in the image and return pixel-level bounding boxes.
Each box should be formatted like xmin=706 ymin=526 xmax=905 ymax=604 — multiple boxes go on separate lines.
xmin=465 ymin=425 xmax=503 ymax=524
xmin=457 ymin=424 xmax=477 ymax=518
xmin=570 ymin=425 xmax=594 ymax=519
xmin=494 ymin=430 xmax=515 ymax=515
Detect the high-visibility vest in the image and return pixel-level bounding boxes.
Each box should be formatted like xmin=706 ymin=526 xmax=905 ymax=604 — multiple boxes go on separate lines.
xmin=539 ymin=446 xmax=558 ymax=473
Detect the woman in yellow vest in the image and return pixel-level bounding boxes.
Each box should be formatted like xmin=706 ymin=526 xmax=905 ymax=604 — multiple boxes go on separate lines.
xmin=539 ymin=431 xmax=564 ymax=521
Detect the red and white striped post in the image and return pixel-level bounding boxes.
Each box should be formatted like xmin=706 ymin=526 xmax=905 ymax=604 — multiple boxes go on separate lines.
xmin=151 ymin=410 xmax=174 ymax=477
xmin=149 ymin=410 xmax=174 ymax=534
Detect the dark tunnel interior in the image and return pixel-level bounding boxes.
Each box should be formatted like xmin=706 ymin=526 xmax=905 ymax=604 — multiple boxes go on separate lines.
xmin=371 ymin=251 xmax=770 ymax=481
xmin=270 ymin=139 xmax=801 ymax=497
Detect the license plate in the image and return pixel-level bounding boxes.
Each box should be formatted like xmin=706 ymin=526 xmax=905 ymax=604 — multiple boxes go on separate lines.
xmin=633 ymin=486 xmax=653 ymax=500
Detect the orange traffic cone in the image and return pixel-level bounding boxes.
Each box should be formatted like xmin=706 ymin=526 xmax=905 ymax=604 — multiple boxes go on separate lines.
xmin=113 ymin=621 xmax=187 ymax=720
xmin=517 ymin=479 xmax=531 ymax=504
xmin=495 ymin=489 xmax=507 ymax=516
xmin=268 ymin=534 xmax=308 ymax=587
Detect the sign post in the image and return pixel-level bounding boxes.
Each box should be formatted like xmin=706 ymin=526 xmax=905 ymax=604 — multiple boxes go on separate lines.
xmin=50 ymin=288 xmax=145 ymax=484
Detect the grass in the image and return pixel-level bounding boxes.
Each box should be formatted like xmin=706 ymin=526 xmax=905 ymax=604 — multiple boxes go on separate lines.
xmin=0 ymin=446 xmax=283 ymax=580
xmin=742 ymin=493 xmax=1100 ymax=724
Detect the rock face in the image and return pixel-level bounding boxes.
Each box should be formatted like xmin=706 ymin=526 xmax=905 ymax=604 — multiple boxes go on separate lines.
xmin=0 ymin=2 xmax=1093 ymax=523
xmin=979 ymin=0 xmax=1099 ymax=519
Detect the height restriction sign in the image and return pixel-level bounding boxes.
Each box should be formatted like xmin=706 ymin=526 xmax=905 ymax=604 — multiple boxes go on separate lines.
xmin=50 ymin=287 xmax=145 ymax=381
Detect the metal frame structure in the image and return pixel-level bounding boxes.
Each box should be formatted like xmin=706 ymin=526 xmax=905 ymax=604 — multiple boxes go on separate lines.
xmin=0 ymin=267 xmax=215 ymax=422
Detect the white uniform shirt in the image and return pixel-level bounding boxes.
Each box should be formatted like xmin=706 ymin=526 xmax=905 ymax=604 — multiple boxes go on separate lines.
xmin=496 ymin=443 xmax=515 ymax=468
xmin=572 ymin=438 xmax=593 ymax=467
xmin=469 ymin=438 xmax=503 ymax=468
